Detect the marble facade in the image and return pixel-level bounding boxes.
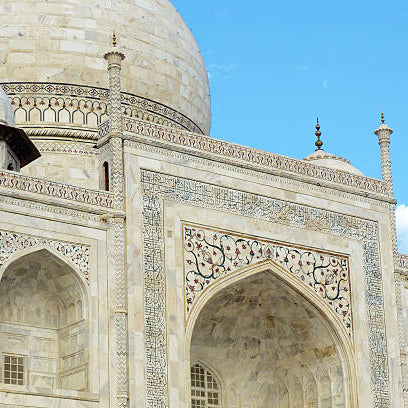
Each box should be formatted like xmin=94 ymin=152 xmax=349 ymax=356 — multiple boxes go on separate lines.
xmin=0 ymin=1 xmax=406 ymax=407
xmin=0 ymin=101 xmax=404 ymax=407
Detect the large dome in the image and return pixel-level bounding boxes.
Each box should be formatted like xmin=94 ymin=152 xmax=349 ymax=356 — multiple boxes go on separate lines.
xmin=0 ymin=0 xmax=211 ymax=134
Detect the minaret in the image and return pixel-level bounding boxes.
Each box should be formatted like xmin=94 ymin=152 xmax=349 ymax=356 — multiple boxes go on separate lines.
xmin=374 ymin=112 xmax=394 ymax=196
xmin=100 ymin=33 xmax=129 ymax=408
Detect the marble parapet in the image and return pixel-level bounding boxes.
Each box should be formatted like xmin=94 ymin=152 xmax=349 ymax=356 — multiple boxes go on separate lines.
xmin=0 ymin=169 xmax=114 ymax=209
xmin=105 ymin=117 xmax=390 ymax=200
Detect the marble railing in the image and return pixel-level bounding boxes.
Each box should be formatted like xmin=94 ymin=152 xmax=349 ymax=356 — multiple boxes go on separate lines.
xmin=0 ymin=170 xmax=114 ymax=209
xmin=109 ymin=118 xmax=389 ymax=197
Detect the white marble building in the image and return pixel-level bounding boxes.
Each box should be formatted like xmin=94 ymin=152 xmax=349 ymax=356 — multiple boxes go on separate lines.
xmin=0 ymin=1 xmax=406 ymax=407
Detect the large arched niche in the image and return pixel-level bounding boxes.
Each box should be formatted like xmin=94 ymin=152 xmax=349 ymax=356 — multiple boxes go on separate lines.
xmin=0 ymin=248 xmax=89 ymax=392
xmin=186 ymin=260 xmax=357 ymax=408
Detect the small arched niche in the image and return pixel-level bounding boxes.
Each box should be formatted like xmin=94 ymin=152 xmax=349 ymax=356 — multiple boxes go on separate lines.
xmin=0 ymin=249 xmax=89 ymax=392
xmin=189 ymin=270 xmax=350 ymax=407
xmin=102 ymin=161 xmax=110 ymax=191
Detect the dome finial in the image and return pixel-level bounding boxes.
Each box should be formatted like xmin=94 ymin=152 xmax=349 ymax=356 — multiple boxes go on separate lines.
xmin=315 ymin=117 xmax=323 ymax=150
xmin=381 ymin=112 xmax=385 ymax=124
xmin=112 ymin=31 xmax=117 ymax=47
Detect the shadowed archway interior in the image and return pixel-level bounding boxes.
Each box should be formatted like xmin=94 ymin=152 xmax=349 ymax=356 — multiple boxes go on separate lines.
xmin=190 ymin=271 xmax=346 ymax=407
xmin=0 ymin=249 xmax=88 ymax=392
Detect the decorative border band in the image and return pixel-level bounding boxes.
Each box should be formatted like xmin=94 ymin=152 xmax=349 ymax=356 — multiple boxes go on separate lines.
xmin=0 ymin=170 xmax=114 ymax=209
xmin=1 ymin=82 xmax=204 ymax=135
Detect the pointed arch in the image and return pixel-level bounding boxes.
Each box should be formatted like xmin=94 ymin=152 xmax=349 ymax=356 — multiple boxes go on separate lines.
xmin=185 ymin=259 xmax=358 ymax=408
xmin=0 ymin=246 xmax=89 ymax=322
xmin=0 ymin=244 xmax=89 ymax=292
xmin=0 ymin=247 xmax=90 ymax=391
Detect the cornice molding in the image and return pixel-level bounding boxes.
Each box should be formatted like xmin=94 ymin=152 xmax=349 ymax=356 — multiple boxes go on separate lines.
xmin=24 ymin=125 xmax=98 ymax=141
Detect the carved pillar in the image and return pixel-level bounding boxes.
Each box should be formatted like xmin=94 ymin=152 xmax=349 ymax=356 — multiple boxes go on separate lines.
xmin=103 ymin=40 xmax=129 ymax=408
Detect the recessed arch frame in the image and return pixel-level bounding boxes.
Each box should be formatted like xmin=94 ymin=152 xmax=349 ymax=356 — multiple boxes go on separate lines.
xmin=0 ymin=244 xmax=95 ymax=393
xmin=184 ymin=259 xmax=359 ymax=408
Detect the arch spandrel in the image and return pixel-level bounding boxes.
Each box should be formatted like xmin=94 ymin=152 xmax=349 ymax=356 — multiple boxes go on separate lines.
xmin=183 ymin=224 xmax=352 ymax=338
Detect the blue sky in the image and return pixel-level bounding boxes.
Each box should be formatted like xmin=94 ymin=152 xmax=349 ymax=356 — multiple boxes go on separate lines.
xmin=172 ymin=0 xmax=408 ymax=253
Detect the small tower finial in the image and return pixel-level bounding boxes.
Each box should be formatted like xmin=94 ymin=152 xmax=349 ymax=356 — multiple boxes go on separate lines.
xmin=112 ymin=31 xmax=117 ymax=47
xmin=381 ymin=112 xmax=385 ymax=124
xmin=315 ymin=117 xmax=323 ymax=150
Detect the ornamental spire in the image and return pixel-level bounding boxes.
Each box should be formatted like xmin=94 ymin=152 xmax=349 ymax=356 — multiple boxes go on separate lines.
xmin=112 ymin=31 xmax=117 ymax=47
xmin=315 ymin=117 xmax=323 ymax=150
xmin=381 ymin=112 xmax=385 ymax=124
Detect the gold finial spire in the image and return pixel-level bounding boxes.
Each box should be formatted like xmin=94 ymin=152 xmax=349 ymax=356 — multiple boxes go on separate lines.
xmin=315 ymin=117 xmax=323 ymax=150
xmin=381 ymin=112 xmax=385 ymax=124
xmin=112 ymin=31 xmax=117 ymax=47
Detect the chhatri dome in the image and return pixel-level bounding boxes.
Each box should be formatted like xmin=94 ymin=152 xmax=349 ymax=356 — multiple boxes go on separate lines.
xmin=0 ymin=0 xmax=210 ymax=134
xmin=303 ymin=119 xmax=363 ymax=176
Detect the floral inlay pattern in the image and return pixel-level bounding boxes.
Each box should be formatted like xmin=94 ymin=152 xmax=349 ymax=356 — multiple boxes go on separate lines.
xmin=0 ymin=231 xmax=90 ymax=282
xmin=184 ymin=226 xmax=351 ymax=335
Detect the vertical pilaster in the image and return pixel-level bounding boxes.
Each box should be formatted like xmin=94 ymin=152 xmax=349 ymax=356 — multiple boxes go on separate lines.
xmin=375 ymin=116 xmax=407 ymax=406
xmin=103 ymin=40 xmax=129 ymax=408
xmin=104 ymin=43 xmax=125 ymax=205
